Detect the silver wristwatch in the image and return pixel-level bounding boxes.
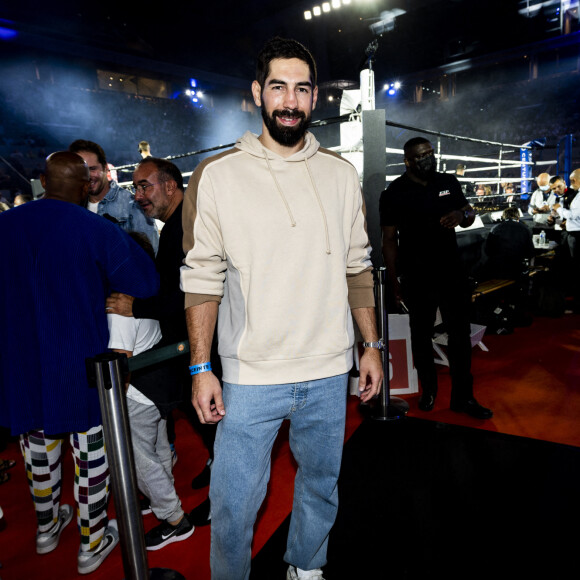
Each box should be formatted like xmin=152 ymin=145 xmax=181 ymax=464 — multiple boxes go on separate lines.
xmin=362 ymin=339 xmax=385 ymax=350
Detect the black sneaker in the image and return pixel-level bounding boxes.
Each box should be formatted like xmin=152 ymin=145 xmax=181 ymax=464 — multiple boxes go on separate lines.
xmin=140 ymin=496 xmax=152 ymax=515
xmin=145 ymin=514 xmax=195 ymax=551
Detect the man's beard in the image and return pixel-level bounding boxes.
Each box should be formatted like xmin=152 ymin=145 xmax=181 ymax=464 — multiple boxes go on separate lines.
xmin=261 ymin=107 xmax=311 ymax=147
xmin=89 ymin=177 xmax=107 ymax=198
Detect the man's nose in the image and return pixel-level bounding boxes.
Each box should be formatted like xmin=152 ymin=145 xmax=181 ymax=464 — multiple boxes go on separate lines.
xmin=283 ymin=89 xmax=298 ymax=109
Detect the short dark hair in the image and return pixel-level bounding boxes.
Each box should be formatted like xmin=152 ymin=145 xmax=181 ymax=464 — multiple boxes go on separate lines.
xmin=137 ymin=157 xmax=184 ymax=192
xmin=256 ymin=37 xmax=317 ymax=90
xmin=456 ymin=163 xmax=466 ymax=171
xmin=68 ymin=139 xmax=107 ymax=168
xmin=549 ymin=175 xmax=564 ymax=184
xmin=502 ymin=206 xmax=519 ymax=220
xmin=138 ymin=141 xmax=150 ymax=153
xmin=403 ymin=137 xmax=431 ymax=157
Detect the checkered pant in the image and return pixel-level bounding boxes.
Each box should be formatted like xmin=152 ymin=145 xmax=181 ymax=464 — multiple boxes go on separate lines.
xmin=20 ymin=426 xmax=110 ymax=551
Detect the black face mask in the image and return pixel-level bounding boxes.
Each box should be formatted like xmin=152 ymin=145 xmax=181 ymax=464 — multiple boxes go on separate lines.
xmin=415 ymin=154 xmax=436 ymax=175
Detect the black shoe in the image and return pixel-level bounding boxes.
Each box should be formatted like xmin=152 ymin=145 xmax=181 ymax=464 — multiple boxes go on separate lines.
xmin=145 ymin=514 xmax=195 ymax=551
xmin=189 ymin=498 xmax=211 ymax=527
xmin=450 ymin=398 xmax=493 ymax=420
xmin=139 ymin=496 xmax=152 ymax=515
xmin=418 ymin=393 xmax=436 ymax=412
xmin=191 ymin=459 xmax=212 ymax=489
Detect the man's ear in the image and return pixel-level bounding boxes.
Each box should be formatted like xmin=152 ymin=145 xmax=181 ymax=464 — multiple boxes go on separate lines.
xmin=251 ymin=80 xmax=262 ymax=107
xmin=166 ymin=180 xmax=177 ymax=196
xmin=312 ymin=85 xmax=318 ymax=110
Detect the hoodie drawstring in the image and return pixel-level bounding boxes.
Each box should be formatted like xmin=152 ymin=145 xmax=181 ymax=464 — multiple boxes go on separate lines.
xmin=264 ymin=153 xmax=296 ymax=227
xmin=305 ymin=157 xmax=331 ymax=255
xmin=263 ymin=149 xmax=331 ymax=255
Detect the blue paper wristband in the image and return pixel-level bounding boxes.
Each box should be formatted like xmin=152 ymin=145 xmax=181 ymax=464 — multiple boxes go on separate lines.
xmin=189 ymin=362 xmax=212 ymax=376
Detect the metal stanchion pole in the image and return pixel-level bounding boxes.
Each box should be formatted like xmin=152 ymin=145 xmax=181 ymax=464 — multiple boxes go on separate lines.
xmin=372 ymin=267 xmax=409 ymax=421
xmin=87 ymin=352 xmax=185 ymax=580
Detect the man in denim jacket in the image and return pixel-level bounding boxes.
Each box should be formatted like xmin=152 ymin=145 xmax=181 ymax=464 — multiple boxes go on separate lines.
xmin=69 ymin=139 xmax=159 ymax=253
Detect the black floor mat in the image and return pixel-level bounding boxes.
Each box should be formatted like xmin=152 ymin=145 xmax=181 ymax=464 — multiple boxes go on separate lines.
xmin=252 ymin=416 xmax=580 ymax=579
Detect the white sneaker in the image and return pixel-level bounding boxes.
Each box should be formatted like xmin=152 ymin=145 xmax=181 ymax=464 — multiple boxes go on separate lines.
xmin=36 ymin=504 xmax=73 ymax=554
xmin=77 ymin=519 xmax=119 ymax=575
xmin=287 ymin=565 xmax=325 ymax=579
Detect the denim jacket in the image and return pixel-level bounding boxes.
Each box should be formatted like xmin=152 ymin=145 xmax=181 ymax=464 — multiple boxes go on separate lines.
xmin=98 ymin=181 xmax=159 ymax=253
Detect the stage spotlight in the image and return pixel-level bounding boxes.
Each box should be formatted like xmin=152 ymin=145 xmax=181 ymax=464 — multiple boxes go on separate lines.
xmin=322 ymin=2 xmax=331 ymax=12
xmin=304 ymin=10 xmax=312 ymax=19
xmin=394 ymin=81 xmax=401 ymax=89
xmin=313 ymin=6 xmax=322 ymax=16
xmin=331 ymin=0 xmax=341 ymax=8
xmin=385 ymin=82 xmax=398 ymax=96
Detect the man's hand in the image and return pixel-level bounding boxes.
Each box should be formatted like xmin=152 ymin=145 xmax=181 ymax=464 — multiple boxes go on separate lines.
xmin=106 ymin=292 xmax=135 ymax=317
xmin=440 ymin=209 xmax=463 ymax=229
xmin=358 ymin=348 xmax=383 ymax=403
xmin=192 ymin=372 xmax=225 ymax=424
xmin=552 ymin=203 xmax=561 ymax=210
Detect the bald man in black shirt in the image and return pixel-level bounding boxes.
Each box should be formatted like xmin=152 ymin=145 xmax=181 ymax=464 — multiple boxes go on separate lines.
xmin=380 ymin=137 xmax=492 ymax=420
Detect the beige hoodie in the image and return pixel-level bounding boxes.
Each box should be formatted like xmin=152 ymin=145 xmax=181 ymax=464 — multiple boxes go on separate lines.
xmin=180 ymin=131 xmax=374 ymax=385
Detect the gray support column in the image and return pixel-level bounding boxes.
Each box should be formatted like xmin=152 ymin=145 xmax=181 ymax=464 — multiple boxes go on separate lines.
xmin=362 ymin=108 xmax=386 ymax=267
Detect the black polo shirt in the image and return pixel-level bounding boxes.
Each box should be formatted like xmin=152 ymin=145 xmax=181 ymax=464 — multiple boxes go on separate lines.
xmin=379 ymin=172 xmax=467 ymax=276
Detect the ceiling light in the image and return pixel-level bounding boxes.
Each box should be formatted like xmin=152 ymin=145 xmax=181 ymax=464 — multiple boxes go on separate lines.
xmin=322 ymin=2 xmax=331 ymax=12
xmin=313 ymin=6 xmax=321 ymax=16
xmin=304 ymin=10 xmax=312 ymax=19
xmin=331 ymin=0 xmax=341 ymax=7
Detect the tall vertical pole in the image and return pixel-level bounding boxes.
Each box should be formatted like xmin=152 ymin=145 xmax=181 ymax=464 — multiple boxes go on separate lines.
xmin=87 ymin=352 xmax=185 ymax=580
xmin=372 ymin=268 xmax=409 ymax=421
xmin=90 ymin=353 xmax=149 ymax=580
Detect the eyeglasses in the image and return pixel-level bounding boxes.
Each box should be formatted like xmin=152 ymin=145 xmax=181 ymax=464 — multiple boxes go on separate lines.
xmin=132 ymin=182 xmax=162 ymax=194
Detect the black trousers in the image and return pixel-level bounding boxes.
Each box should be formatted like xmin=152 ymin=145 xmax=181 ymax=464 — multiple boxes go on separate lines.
xmin=402 ymin=273 xmax=474 ymax=405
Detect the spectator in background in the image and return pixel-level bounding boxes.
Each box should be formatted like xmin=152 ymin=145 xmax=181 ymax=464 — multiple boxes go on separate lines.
xmin=69 ymin=139 xmax=159 ymax=253
xmin=0 ymin=151 xmax=159 ymax=574
xmin=13 ymin=193 xmax=33 ymax=206
xmin=529 ymin=172 xmax=557 ymax=234
xmin=552 ymin=172 xmax=580 ymax=313
xmin=455 ymin=163 xmax=474 ymax=197
xmin=381 ymin=137 xmax=492 ymax=420
xmin=139 ymin=141 xmax=152 ymax=159
xmin=483 ymin=206 xmax=534 ymax=279
xmin=106 ymin=157 xmax=217 ymax=527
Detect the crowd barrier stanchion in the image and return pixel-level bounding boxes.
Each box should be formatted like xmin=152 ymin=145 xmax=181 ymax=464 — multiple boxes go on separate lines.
xmin=372 ymin=267 xmax=409 ymax=421
xmin=86 ymin=352 xmax=185 ymax=580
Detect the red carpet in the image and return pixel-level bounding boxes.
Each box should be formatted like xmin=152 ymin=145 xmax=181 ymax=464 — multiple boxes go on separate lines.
xmin=0 ymin=313 xmax=578 ymax=579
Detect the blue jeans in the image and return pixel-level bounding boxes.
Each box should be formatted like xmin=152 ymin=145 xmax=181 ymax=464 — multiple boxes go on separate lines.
xmin=209 ymin=373 xmax=348 ymax=580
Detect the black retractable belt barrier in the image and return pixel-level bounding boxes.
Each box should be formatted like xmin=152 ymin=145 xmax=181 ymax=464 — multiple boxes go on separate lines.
xmin=372 ymin=267 xmax=409 ymax=421
xmin=86 ymin=352 xmax=185 ymax=580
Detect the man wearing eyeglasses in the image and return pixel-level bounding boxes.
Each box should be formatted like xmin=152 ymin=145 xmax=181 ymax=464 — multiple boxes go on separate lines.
xmin=106 ymin=157 xmax=217 ymax=529
xmin=68 ymin=139 xmax=159 ymax=253
xmin=380 ymin=137 xmax=493 ymax=420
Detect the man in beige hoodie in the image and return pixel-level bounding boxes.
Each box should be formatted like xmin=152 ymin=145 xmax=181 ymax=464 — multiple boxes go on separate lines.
xmin=180 ymin=37 xmax=383 ymax=580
